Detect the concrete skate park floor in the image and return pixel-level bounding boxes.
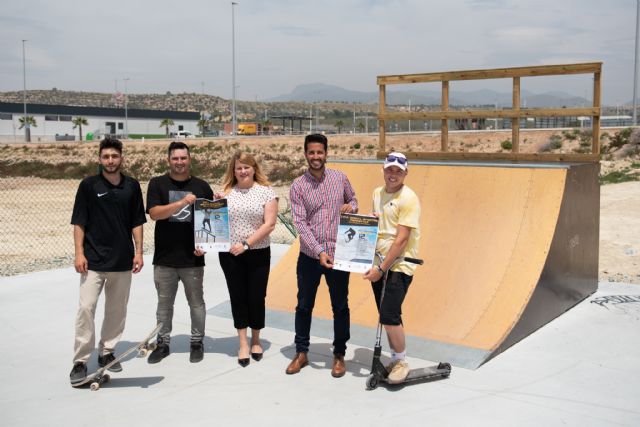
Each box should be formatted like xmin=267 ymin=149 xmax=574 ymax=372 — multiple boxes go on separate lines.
xmin=1 ymin=244 xmax=639 ymax=427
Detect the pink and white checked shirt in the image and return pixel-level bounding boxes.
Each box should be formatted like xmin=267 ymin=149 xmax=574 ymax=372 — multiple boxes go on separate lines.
xmin=290 ymin=168 xmax=358 ymax=259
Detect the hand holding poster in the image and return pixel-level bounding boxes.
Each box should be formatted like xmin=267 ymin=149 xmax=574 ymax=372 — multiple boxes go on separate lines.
xmin=194 ymin=198 xmax=230 ymax=252
xmin=333 ymin=213 xmax=379 ymax=273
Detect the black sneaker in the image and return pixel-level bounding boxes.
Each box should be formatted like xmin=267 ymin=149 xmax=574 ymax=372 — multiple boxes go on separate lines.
xmin=148 ymin=343 xmax=170 ymax=364
xmin=98 ymin=353 xmax=122 ymax=372
xmin=190 ymin=341 xmax=204 ymax=363
xmin=70 ymin=362 xmax=87 ymax=385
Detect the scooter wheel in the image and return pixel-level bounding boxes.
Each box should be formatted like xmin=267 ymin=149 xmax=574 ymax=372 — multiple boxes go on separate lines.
xmin=366 ymin=374 xmax=379 ymax=390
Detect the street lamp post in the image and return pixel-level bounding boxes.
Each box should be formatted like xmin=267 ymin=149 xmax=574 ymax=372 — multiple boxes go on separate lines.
xmin=231 ymin=2 xmax=238 ymax=136
xmin=634 ymin=0 xmax=640 ymax=125
xmin=123 ymin=78 xmax=130 ymax=139
xmin=22 ymin=39 xmax=29 ymax=142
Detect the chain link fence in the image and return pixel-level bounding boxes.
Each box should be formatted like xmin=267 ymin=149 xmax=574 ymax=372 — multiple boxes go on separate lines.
xmin=0 ymin=177 xmax=295 ymax=276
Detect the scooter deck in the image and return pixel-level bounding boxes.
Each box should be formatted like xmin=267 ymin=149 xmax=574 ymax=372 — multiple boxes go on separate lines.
xmin=403 ymin=364 xmax=451 ymax=382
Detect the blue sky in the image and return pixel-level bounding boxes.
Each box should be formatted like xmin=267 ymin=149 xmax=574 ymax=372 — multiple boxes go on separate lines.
xmin=0 ymin=0 xmax=636 ymax=104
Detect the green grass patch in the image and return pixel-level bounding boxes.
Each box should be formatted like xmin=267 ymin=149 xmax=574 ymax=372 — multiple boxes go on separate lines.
xmin=599 ymin=169 xmax=639 ymax=185
xmin=128 ymin=134 xmax=167 ymax=139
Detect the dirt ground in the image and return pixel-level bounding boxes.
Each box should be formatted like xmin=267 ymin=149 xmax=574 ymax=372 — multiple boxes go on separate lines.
xmin=0 ymin=130 xmax=638 ymax=282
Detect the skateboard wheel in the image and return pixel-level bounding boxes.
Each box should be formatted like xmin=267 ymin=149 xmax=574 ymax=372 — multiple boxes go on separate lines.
xmin=90 ymin=382 xmax=100 ymax=391
xmin=138 ymin=349 xmax=148 ymax=357
xmin=147 ymin=343 xmax=157 ymax=352
xmin=437 ymin=362 xmax=451 ymax=371
xmin=366 ymin=374 xmax=379 ymax=390
xmin=103 ymin=374 xmax=110 ymax=383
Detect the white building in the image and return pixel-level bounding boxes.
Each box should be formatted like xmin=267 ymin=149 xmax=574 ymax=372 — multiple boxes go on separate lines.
xmin=0 ymin=102 xmax=200 ymax=142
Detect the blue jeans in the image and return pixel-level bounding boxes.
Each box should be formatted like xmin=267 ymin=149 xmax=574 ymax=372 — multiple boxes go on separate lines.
xmin=294 ymin=253 xmax=350 ymax=355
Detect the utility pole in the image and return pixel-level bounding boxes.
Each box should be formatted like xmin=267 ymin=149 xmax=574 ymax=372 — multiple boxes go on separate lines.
xmin=634 ymin=0 xmax=640 ymax=125
xmin=353 ymin=103 xmax=356 ymax=133
xmin=231 ymin=2 xmax=238 ymax=136
xmin=123 ymin=78 xmax=130 ymax=139
xmin=22 ymin=39 xmax=29 ymax=142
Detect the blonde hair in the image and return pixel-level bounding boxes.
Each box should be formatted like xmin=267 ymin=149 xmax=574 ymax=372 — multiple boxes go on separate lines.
xmin=221 ymin=151 xmax=271 ymax=191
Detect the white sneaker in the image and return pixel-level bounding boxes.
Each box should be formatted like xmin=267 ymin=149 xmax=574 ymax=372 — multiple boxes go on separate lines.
xmin=387 ymin=360 xmax=409 ymax=384
xmin=385 ymin=360 xmax=398 ymax=373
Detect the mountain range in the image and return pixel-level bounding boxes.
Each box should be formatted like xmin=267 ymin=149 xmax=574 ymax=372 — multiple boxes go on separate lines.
xmin=266 ymin=83 xmax=589 ymax=108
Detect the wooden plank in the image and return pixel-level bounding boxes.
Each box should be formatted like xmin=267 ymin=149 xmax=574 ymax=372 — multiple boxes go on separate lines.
xmin=442 ymin=81 xmax=449 ymax=151
xmin=378 ymin=107 xmax=600 ymax=121
xmin=379 ymin=85 xmax=386 ymax=152
xmin=512 ymin=77 xmax=521 ymax=153
xmin=592 ymin=72 xmax=601 ymax=154
xmin=376 ymin=151 xmax=600 ymax=163
xmin=377 ymin=62 xmax=602 ymax=85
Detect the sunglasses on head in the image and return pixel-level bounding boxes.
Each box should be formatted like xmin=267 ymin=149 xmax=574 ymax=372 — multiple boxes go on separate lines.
xmin=386 ymin=155 xmax=407 ymax=165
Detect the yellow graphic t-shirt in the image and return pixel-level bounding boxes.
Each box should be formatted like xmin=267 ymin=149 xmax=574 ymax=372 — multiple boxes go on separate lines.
xmin=372 ymin=185 xmax=421 ymax=276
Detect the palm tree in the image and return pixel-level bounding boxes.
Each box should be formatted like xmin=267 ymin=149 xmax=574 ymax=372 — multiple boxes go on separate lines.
xmin=18 ymin=116 xmax=37 ymax=142
xmin=263 ymin=119 xmax=272 ymax=135
xmin=335 ymin=120 xmax=344 ymax=134
xmin=159 ymin=119 xmax=175 ymax=137
xmin=197 ymin=118 xmax=209 ymax=137
xmin=72 ymin=116 xmax=88 ymax=141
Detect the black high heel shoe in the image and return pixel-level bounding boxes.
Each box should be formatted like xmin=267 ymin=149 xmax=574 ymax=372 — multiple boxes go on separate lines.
xmin=238 ymin=357 xmax=250 ymax=367
xmin=251 ymin=352 xmax=263 ymax=362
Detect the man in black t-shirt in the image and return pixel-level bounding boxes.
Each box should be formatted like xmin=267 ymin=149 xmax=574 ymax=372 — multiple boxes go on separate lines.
xmin=69 ymin=138 xmax=146 ymax=386
xmin=146 ymin=141 xmax=213 ymax=364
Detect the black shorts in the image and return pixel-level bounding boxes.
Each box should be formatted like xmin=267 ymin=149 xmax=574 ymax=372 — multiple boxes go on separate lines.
xmin=371 ymin=271 xmax=413 ymax=326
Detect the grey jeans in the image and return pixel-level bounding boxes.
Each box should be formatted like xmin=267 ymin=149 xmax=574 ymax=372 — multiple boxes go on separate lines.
xmin=153 ymin=265 xmax=205 ymax=343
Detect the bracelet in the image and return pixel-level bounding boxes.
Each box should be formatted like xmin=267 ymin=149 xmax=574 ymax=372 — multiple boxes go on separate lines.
xmin=375 ymin=265 xmax=385 ymax=274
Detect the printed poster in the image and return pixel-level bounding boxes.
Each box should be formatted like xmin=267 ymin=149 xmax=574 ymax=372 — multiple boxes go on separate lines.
xmin=193 ymin=198 xmax=230 ymax=252
xmin=333 ymin=213 xmax=379 ymax=273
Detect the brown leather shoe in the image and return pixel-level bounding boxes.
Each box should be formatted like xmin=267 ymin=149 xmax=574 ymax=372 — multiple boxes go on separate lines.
xmin=331 ymin=354 xmax=346 ymax=378
xmin=285 ymin=352 xmax=308 ymax=375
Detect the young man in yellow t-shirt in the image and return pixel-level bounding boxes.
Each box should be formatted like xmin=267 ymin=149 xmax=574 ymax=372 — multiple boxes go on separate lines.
xmin=363 ymin=152 xmax=420 ymax=384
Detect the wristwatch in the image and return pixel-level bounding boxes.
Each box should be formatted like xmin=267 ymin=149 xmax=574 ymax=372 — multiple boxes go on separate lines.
xmin=375 ymin=265 xmax=385 ymax=274
xmin=242 ymin=240 xmax=250 ymax=251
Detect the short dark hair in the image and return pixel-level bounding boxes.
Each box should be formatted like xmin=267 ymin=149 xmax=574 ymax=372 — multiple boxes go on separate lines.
xmin=99 ymin=138 xmax=123 ymax=155
xmin=304 ymin=133 xmax=328 ymax=152
xmin=168 ymin=141 xmax=190 ymax=157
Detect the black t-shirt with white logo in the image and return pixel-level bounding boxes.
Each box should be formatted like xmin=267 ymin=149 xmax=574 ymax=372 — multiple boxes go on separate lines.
xmin=146 ymin=174 xmax=213 ymax=267
xmin=71 ymin=173 xmax=147 ymax=271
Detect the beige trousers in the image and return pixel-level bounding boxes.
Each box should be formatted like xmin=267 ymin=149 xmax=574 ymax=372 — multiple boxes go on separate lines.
xmin=73 ymin=270 xmax=132 ymax=363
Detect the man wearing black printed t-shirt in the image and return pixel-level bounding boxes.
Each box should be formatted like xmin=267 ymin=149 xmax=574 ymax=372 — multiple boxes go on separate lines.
xmin=146 ymin=141 xmax=213 ymax=364
xmin=69 ymin=138 xmax=146 ymax=385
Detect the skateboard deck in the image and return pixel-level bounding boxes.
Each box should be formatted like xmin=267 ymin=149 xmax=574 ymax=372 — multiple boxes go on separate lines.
xmin=72 ymin=323 xmax=163 ymax=390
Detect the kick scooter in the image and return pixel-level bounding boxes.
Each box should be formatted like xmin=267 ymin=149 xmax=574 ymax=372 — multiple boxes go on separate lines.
xmin=366 ymin=255 xmax=451 ymax=390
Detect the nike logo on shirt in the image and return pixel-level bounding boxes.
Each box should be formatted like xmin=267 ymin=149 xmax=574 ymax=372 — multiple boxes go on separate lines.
xmin=97 ymin=192 xmax=108 ymax=197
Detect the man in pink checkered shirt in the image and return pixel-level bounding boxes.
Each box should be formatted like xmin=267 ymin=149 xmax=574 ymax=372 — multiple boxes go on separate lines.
xmin=285 ymin=134 xmax=358 ymax=379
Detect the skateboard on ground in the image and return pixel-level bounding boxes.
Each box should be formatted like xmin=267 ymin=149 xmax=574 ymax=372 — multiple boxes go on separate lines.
xmin=72 ymin=323 xmax=163 ymax=391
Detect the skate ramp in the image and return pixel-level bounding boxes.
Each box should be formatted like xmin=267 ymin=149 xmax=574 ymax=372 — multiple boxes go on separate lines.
xmin=266 ymin=161 xmax=599 ymax=369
